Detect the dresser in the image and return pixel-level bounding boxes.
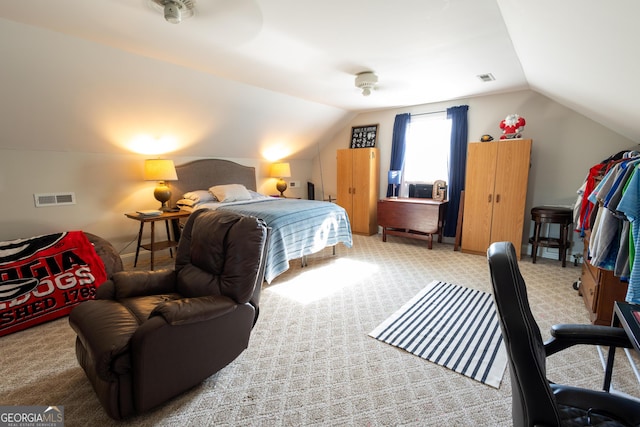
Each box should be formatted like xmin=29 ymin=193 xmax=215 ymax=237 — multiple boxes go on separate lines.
xmin=377 ymin=198 xmax=448 ymax=249
xmin=580 ymin=231 xmax=629 ymax=325
xmin=336 ymin=148 xmax=379 ymax=235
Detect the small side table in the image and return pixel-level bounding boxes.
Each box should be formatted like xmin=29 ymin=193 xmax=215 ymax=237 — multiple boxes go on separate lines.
xmin=125 ymin=210 xmax=191 ymax=270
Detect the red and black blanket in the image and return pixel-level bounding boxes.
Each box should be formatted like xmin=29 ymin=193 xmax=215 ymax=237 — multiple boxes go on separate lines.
xmin=0 ymin=231 xmax=107 ymax=337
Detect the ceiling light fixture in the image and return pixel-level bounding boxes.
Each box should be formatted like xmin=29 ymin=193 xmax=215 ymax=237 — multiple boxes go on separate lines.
xmin=355 ymin=72 xmax=378 ymax=96
xmin=150 ymin=0 xmax=196 ymax=24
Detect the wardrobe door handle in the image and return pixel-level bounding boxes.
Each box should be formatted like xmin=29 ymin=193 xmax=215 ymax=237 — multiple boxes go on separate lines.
xmin=488 ymin=194 xmax=492 ymax=203
xmin=496 ymin=194 xmax=501 ymax=203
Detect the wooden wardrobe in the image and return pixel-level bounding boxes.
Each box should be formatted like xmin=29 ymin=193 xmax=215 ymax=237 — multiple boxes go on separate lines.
xmin=461 ymin=139 xmax=532 ymax=259
xmin=337 ymin=148 xmax=379 ymax=235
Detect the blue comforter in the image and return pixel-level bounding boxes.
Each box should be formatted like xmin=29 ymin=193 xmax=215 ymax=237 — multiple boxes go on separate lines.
xmin=217 ymin=199 xmax=352 ymax=283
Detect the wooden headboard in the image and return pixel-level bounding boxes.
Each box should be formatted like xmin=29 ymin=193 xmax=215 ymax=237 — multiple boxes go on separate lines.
xmin=170 ymin=159 xmax=257 ymax=207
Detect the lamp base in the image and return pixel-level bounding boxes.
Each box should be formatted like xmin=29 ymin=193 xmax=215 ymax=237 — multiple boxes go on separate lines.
xmin=390 ymin=184 xmax=398 ymax=199
xmin=276 ymin=179 xmax=288 ymax=198
xmin=154 ymin=182 xmax=172 ymax=211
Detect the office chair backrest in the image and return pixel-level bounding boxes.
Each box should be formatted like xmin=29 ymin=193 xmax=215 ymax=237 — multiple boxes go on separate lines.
xmin=487 ymin=241 xmax=561 ymax=427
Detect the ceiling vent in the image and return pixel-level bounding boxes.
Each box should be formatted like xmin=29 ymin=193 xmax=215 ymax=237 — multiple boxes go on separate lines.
xmin=34 ymin=192 xmax=76 ymax=208
xmin=477 ymin=73 xmax=496 ymax=82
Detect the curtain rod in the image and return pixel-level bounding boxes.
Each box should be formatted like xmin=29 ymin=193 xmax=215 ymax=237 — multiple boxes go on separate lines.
xmin=411 ymin=109 xmax=446 ymax=117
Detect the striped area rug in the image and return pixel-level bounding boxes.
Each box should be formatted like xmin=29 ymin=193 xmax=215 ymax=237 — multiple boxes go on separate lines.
xmin=369 ymin=280 xmax=507 ymax=388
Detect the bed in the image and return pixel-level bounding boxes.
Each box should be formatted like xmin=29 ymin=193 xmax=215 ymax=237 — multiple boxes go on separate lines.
xmin=170 ymin=159 xmax=353 ymax=283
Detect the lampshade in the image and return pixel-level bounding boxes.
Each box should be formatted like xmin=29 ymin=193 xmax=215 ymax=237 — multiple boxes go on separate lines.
xmin=270 ymin=162 xmax=291 ymax=178
xmin=388 ymin=170 xmax=402 ymax=185
xmin=144 ymin=159 xmax=178 ymax=181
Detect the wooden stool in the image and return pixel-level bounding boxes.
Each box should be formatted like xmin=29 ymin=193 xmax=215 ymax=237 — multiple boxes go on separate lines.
xmin=529 ymin=206 xmax=573 ymax=267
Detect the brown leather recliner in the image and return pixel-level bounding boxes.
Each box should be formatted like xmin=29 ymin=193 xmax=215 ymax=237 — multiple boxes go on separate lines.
xmin=69 ymin=209 xmax=270 ymax=420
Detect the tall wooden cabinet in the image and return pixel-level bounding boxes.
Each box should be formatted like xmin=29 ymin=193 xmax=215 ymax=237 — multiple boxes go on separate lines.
xmin=461 ymin=139 xmax=532 ymax=259
xmin=337 ymin=148 xmax=379 ymax=235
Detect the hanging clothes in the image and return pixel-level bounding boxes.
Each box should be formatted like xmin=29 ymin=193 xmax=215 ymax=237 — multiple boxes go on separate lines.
xmin=588 ymin=163 xmax=626 ymax=270
xmin=576 ymin=163 xmax=607 ymax=235
xmin=618 ymin=165 xmax=640 ymax=303
xmin=574 ymin=151 xmax=640 ymax=303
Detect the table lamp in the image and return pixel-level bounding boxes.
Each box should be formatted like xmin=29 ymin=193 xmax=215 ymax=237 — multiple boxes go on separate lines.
xmin=388 ymin=170 xmax=402 ymax=198
xmin=271 ymin=162 xmax=291 ymax=197
xmin=144 ymin=159 xmax=178 ymax=211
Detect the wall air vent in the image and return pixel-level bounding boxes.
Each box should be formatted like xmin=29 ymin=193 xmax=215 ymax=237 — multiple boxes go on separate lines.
xmin=34 ymin=192 xmax=76 ymax=207
xmin=477 ymin=73 xmax=495 ymax=82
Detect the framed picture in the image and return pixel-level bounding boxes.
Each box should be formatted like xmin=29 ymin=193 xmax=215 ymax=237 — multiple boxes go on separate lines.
xmin=350 ymin=124 xmax=378 ymax=148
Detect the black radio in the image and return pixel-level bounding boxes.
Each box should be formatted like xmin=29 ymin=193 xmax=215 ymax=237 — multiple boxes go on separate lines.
xmin=408 ymin=184 xmax=433 ymax=198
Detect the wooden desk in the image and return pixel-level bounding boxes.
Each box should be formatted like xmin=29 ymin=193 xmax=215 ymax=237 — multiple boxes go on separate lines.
xmin=377 ymin=198 xmax=448 ymax=249
xmin=125 ymin=210 xmax=190 ymax=270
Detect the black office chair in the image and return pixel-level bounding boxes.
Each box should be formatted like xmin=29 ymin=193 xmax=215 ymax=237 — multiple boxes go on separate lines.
xmin=487 ymin=241 xmax=640 ymax=427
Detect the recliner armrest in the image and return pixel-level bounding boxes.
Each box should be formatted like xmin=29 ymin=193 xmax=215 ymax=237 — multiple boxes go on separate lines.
xmin=545 ymin=324 xmax=632 ymax=356
xmin=150 ymin=295 xmax=237 ymax=326
xmin=96 ymin=279 xmax=116 ymax=299
xmin=109 ymin=269 xmax=178 ymax=300
xmin=69 ymin=299 xmax=139 ymax=381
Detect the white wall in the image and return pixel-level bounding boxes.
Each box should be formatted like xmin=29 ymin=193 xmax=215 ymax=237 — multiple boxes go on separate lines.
xmin=313 ymin=89 xmax=635 ymax=255
xmin=0 ymin=150 xmax=311 ymax=254
xmin=0 ymin=18 xmax=326 ymax=254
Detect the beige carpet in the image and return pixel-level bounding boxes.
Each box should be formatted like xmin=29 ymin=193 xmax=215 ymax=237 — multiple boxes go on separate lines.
xmin=1 ymin=234 xmax=638 ymax=426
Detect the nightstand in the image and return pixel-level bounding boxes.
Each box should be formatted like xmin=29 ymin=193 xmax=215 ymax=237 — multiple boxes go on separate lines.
xmin=124 ymin=210 xmax=191 ymax=270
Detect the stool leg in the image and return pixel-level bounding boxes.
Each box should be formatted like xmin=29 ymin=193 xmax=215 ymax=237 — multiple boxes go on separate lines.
xmin=560 ymin=224 xmax=569 ymax=268
xmin=531 ymin=221 xmax=541 ymax=263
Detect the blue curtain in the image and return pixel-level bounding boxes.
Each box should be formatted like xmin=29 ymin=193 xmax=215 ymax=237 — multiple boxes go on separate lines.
xmin=443 ymin=105 xmax=469 ymax=237
xmin=386 ymin=113 xmax=411 ymax=197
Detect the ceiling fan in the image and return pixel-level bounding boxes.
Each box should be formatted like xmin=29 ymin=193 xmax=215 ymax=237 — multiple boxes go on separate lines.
xmin=149 ymin=0 xmax=196 ymax=24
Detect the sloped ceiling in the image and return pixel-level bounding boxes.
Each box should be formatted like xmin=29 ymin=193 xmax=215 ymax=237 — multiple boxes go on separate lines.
xmin=0 ymin=0 xmax=638 ymax=159
xmin=497 ymin=0 xmax=640 ymax=144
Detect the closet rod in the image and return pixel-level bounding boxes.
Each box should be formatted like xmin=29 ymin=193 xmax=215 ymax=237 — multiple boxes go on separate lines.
xmin=411 ymin=110 xmax=446 ymax=117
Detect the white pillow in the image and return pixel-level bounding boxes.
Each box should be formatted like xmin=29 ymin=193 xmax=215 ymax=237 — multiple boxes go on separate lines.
xmin=182 ymin=190 xmax=216 ymax=203
xmin=209 ymin=184 xmax=252 ymax=202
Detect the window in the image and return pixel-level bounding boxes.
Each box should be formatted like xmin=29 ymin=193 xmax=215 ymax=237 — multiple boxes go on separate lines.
xmin=402 ymin=113 xmax=451 ymax=194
